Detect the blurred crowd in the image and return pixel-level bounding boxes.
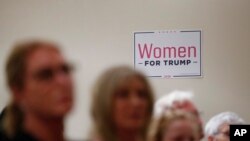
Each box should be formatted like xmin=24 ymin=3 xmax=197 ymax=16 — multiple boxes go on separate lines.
xmin=0 ymin=40 xmax=246 ymax=141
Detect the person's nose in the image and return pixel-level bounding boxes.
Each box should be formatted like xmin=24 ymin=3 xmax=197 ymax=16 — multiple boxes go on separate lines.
xmin=54 ymin=70 xmax=72 ymax=86
xmin=130 ymin=93 xmax=143 ymax=106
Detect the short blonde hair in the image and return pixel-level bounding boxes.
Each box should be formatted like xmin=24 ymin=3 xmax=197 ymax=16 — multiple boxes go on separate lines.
xmin=91 ymin=66 xmax=154 ymax=141
xmin=148 ymin=110 xmax=199 ymax=141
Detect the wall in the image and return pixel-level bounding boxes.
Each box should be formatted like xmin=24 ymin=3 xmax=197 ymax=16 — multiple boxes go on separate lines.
xmin=0 ymin=0 xmax=249 ymax=140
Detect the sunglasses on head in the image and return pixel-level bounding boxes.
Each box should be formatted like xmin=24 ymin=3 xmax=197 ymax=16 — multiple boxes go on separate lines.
xmin=33 ymin=63 xmax=74 ymax=81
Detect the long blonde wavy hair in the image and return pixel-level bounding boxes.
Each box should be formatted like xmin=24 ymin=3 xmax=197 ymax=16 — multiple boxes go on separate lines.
xmin=90 ymin=66 xmax=154 ymax=141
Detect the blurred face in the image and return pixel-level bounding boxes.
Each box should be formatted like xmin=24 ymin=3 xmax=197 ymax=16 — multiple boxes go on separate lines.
xmin=173 ymin=101 xmax=203 ymax=139
xmin=17 ymin=47 xmax=74 ymax=118
xmin=210 ymin=123 xmax=229 ymax=141
xmin=163 ymin=119 xmax=198 ymax=141
xmin=112 ymin=77 xmax=149 ymax=131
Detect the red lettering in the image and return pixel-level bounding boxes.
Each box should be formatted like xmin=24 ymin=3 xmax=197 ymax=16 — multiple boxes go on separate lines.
xmin=138 ymin=43 xmax=153 ymax=59
xmin=178 ymin=47 xmax=186 ymax=58
xmin=188 ymin=46 xmax=196 ymax=57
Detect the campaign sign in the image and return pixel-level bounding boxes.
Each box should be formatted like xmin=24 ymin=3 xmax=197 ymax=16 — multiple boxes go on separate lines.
xmin=230 ymin=125 xmax=250 ymax=141
xmin=134 ymin=30 xmax=202 ymax=78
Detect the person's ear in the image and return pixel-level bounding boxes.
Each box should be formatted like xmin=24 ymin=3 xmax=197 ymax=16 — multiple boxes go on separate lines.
xmin=10 ymin=86 xmax=24 ymax=105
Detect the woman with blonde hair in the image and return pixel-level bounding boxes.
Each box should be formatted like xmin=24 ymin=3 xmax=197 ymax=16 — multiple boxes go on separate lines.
xmin=148 ymin=110 xmax=200 ymax=141
xmin=90 ymin=66 xmax=154 ymax=141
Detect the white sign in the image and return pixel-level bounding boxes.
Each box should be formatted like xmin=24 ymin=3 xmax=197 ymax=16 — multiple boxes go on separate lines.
xmin=134 ymin=30 xmax=202 ymax=78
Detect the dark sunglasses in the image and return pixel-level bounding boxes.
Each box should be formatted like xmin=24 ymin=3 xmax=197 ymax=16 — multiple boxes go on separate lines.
xmin=32 ymin=63 xmax=74 ymax=81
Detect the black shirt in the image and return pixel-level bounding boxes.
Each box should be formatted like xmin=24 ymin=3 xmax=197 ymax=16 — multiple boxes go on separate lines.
xmin=0 ymin=108 xmax=37 ymax=141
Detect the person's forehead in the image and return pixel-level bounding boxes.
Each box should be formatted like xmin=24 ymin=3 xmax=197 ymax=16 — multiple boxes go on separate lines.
xmin=172 ymin=119 xmax=191 ymax=126
xmin=26 ymin=48 xmax=64 ymax=70
xmin=167 ymin=119 xmax=194 ymax=134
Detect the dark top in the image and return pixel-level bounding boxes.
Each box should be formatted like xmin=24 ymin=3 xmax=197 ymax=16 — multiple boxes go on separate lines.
xmin=0 ymin=107 xmax=37 ymax=141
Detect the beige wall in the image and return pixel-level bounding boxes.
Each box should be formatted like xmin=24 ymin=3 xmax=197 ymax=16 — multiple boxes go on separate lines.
xmin=0 ymin=0 xmax=249 ymax=140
